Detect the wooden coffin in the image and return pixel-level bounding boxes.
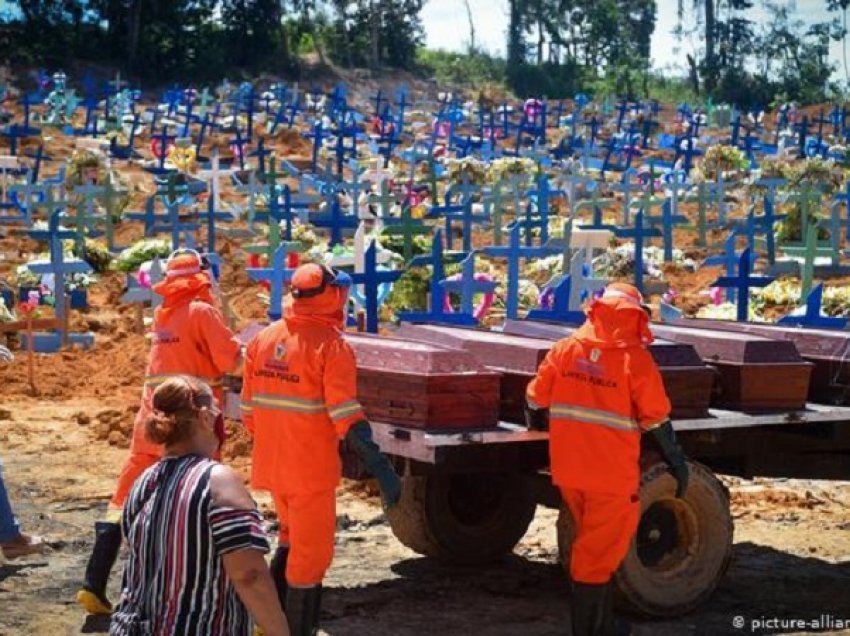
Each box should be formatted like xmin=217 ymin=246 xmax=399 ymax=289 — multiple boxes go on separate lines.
xmin=394 ymin=324 xmax=552 ymax=424
xmin=667 ymin=319 xmax=850 ymax=405
xmin=650 ymin=324 xmax=813 ymax=412
xmin=344 ymin=332 xmax=501 ymax=430
xmin=501 ymin=320 xmax=715 ymax=419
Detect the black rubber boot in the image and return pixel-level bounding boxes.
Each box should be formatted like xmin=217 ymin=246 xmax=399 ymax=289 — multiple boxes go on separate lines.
xmin=571 ymin=582 xmax=610 ymax=636
xmin=268 ymin=545 xmax=290 ymax=612
xmin=285 ymin=584 xmax=322 ymax=636
xmin=76 ymin=521 xmax=122 ymax=615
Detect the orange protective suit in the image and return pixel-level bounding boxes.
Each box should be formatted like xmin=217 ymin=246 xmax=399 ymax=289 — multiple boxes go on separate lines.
xmin=526 ymin=283 xmax=671 ymax=584
xmin=109 ymin=256 xmax=241 ymax=509
xmin=241 ymin=264 xmax=363 ymax=586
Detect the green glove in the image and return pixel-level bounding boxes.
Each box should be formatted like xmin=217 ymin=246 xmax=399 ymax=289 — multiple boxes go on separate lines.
xmin=346 ymin=420 xmax=402 ymax=508
xmin=649 ymin=421 xmax=689 ymax=498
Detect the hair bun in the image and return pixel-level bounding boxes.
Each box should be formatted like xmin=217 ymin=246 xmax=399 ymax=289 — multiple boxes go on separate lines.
xmin=145 ymin=408 xmax=179 ymax=445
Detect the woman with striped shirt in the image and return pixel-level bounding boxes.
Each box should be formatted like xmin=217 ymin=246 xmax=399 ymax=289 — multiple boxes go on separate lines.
xmin=110 ymin=376 xmax=288 ymax=636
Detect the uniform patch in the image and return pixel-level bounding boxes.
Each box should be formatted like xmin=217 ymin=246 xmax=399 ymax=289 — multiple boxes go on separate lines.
xmin=590 ymin=348 xmax=601 ymax=363
xmin=274 ymin=342 xmax=287 ymax=360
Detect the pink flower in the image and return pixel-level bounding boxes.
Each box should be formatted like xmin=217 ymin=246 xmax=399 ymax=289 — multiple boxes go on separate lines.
xmin=700 ymin=287 xmax=724 ymax=305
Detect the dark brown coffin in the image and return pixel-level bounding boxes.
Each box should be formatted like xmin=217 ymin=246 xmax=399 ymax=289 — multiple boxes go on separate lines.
xmin=500 ymin=320 xmax=715 ymax=419
xmin=395 ymin=324 xmax=552 ymax=423
xmin=650 ymin=324 xmax=813 ymax=412
xmin=666 ymin=318 xmax=850 ymax=405
xmin=344 ymin=333 xmax=501 ymax=430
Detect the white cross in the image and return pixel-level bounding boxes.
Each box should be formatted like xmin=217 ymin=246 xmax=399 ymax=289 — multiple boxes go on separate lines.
xmin=196 ymin=149 xmax=236 ymax=212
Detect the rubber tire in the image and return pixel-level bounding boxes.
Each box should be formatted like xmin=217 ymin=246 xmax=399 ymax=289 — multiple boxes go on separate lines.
xmin=556 ymin=460 xmax=733 ymax=617
xmin=386 ymin=473 xmax=537 ymax=564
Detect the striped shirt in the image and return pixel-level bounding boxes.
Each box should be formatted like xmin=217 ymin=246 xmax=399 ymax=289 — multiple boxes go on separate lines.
xmin=111 ymin=455 xmax=269 ymax=636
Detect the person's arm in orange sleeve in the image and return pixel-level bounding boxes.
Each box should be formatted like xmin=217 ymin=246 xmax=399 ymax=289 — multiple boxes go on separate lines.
xmin=324 ymin=339 xmax=401 ymax=508
xmin=323 ymin=339 xmax=366 ymax=439
xmin=630 ymin=350 xmax=671 ymax=432
xmin=524 ymin=342 xmax=562 ymax=430
xmin=195 ymin=304 xmax=243 ymax=375
xmin=240 ymin=339 xmax=256 ymax=437
xmin=630 ymin=350 xmax=688 ymax=497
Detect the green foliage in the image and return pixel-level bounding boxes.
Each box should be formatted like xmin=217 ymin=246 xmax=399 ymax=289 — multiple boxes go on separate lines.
xmin=0 ymin=0 xmax=424 ymax=82
xmin=79 ymin=239 xmax=113 ymax=274
xmin=115 ymin=239 xmax=172 ymax=273
xmin=416 ymin=49 xmax=505 ymax=87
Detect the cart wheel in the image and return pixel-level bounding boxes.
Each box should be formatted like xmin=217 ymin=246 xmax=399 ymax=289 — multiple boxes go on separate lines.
xmin=556 ymin=461 xmax=733 ymax=617
xmin=386 ymin=473 xmax=536 ymax=564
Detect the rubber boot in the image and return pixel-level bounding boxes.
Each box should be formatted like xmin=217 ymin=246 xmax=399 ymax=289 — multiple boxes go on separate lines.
xmin=269 ymin=545 xmax=290 ymax=612
xmin=571 ymin=582 xmax=609 ymax=636
xmin=76 ymin=521 xmax=122 ymax=615
xmin=285 ymin=584 xmax=322 ymax=636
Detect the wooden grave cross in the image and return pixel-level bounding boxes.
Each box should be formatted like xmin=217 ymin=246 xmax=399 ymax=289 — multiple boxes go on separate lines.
xmin=120 ymin=257 xmax=165 ymax=333
xmin=350 ymin=239 xmax=403 ymax=333
xmin=197 ymin=149 xmax=236 ymax=213
xmin=381 ymin=202 xmax=430 ymax=263
xmin=711 ymin=247 xmax=775 ymax=322
xmin=27 ymin=208 xmax=94 ymax=347
xmin=776 ymin=283 xmax=848 ymax=329
xmin=482 ymin=222 xmax=559 ymax=320
xmin=438 ymin=251 xmax=497 ymax=324
xmin=397 ymin=228 xmax=473 ymax=326
xmin=310 ymin=195 xmax=358 ymax=248
xmin=576 ymin=183 xmax=617 ymax=231
xmin=246 ymin=241 xmax=301 ymax=321
xmin=612 ymin=210 xmax=662 ymax=293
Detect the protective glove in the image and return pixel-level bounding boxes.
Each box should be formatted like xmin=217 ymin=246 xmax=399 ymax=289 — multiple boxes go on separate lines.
xmin=524 ymin=404 xmax=549 ymax=431
xmin=345 ymin=420 xmax=402 ymax=509
xmin=649 ymin=420 xmax=689 ymax=498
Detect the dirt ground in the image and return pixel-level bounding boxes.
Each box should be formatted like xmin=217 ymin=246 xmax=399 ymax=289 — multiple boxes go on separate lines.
xmin=1 ymin=75 xmax=849 ymax=634
xmin=1 ymin=394 xmax=849 ymax=636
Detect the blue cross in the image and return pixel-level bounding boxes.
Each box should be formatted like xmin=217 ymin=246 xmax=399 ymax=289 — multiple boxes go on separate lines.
xmin=351 ymin=241 xmax=403 ymax=333
xmin=832 ymin=180 xmax=850 ymax=244
xmin=438 ymin=251 xmax=498 ymax=324
xmin=6 ymin=173 xmax=47 ymax=226
xmin=398 ymin=228 xmax=473 ymax=326
xmin=703 ymin=232 xmax=757 ymax=303
xmin=711 ymin=247 xmax=775 ymax=322
xmin=145 ymin=125 xmax=176 ymax=176
xmin=521 ymin=175 xmax=563 ymax=246
xmin=310 ymin=197 xmax=359 ymax=247
xmin=110 ymin=114 xmax=140 ymax=160
xmin=200 ymin=188 xmax=234 ymax=254
xmin=156 ymin=197 xmax=199 ymax=251
xmin=249 ymin=137 xmax=273 ymax=175
xmin=28 ymin=208 xmax=93 ymax=327
xmin=610 ymin=169 xmax=640 ymax=226
xmin=776 ymin=283 xmax=848 ymax=329
xmin=674 ymin=135 xmax=703 ymax=174
xmin=613 ymin=210 xmax=662 ymax=293
xmin=246 ymin=242 xmax=301 ymax=321
xmin=482 ymin=222 xmax=559 ymax=320
xmin=646 ymin=196 xmax=688 ymax=263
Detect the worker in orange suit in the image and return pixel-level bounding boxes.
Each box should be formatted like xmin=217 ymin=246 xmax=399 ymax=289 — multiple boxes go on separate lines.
xmin=77 ymin=249 xmax=243 ymax=615
xmin=241 ymin=263 xmax=401 ymax=636
xmin=525 ymin=283 xmax=689 ymax=636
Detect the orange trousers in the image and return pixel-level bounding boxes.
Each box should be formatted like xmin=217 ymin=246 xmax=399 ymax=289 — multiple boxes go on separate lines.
xmin=272 ymin=490 xmax=336 ymax=587
xmin=561 ymin=488 xmax=640 ymax=584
